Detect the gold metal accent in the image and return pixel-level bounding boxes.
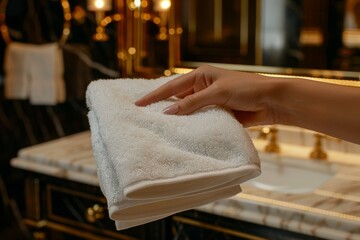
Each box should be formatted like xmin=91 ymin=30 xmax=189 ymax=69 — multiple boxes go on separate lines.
xmin=24 ymin=219 xmax=47 ymax=228
xmin=59 ymin=0 xmax=72 ymax=46
xmin=240 ymin=0 xmax=249 ymax=55
xmin=92 ymin=12 xmax=124 ymax=42
xmin=300 ymin=28 xmax=324 ymax=46
xmin=264 ymin=126 xmax=280 ymax=153
xmin=255 ymin=0 xmax=262 ymax=65
xmin=214 ymin=0 xmax=223 ymax=41
xmin=24 ymin=219 xmax=138 ymax=240
xmin=172 ymin=215 xmax=267 ymax=240
xmin=33 ymin=231 xmax=46 ymax=240
xmin=25 ymin=178 xmax=41 ymax=220
xmin=93 ymin=11 xmax=109 ymax=41
xmin=115 ymin=0 xmax=127 ymax=76
xmin=46 ymin=184 xmax=108 ymax=233
xmin=310 ymin=133 xmax=328 ymax=160
xmin=258 ymin=126 xmax=271 ymax=140
xmin=171 ymin=63 xmax=360 ymax=87
xmin=85 ymin=204 xmax=105 ymax=223
xmin=0 ymin=0 xmax=71 ymax=46
xmin=343 ymin=29 xmax=360 ymax=48
xmin=72 ymin=6 xmax=87 ymax=24
xmin=0 ymin=0 xmax=10 ymax=44
xmin=168 ymin=0 xmax=178 ymax=70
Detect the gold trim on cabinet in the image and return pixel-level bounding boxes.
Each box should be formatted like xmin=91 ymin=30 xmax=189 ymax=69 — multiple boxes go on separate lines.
xmin=24 ymin=219 xmax=138 ymax=240
xmin=46 ymin=184 xmax=108 ymax=233
xmin=25 ymin=178 xmax=41 ymax=220
xmin=46 ymin=184 xmax=107 ymax=204
xmin=172 ymin=215 xmax=267 ymax=240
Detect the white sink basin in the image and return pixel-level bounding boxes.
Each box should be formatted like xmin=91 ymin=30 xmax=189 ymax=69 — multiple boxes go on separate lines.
xmin=247 ymin=152 xmax=336 ymax=194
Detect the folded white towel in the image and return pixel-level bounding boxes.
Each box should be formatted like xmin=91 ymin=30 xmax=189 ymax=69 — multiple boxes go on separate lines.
xmin=4 ymin=42 xmax=65 ymax=105
xmin=86 ymin=76 xmax=261 ymax=230
xmin=4 ymin=43 xmax=30 ymax=99
xmin=28 ymin=43 xmax=65 ymax=105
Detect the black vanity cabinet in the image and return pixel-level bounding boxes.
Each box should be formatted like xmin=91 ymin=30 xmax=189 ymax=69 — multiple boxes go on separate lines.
xmin=18 ymin=171 xmax=327 ymax=240
xmin=22 ymin=172 xmax=165 ymax=240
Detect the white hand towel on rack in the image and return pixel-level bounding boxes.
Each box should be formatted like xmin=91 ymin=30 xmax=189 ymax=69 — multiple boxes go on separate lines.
xmin=4 ymin=42 xmax=65 ymax=105
xmin=86 ymin=76 xmax=261 ymax=230
xmin=4 ymin=42 xmax=30 ymax=100
xmin=28 ymin=43 xmax=65 ymax=105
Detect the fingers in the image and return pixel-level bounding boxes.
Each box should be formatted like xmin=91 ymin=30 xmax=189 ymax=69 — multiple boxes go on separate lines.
xmin=163 ymin=86 xmax=218 ymax=115
xmin=135 ymin=72 xmax=196 ymax=106
xmin=174 ymin=88 xmax=194 ymax=99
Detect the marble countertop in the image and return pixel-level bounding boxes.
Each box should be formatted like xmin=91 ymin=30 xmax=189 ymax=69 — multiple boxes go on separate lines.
xmin=11 ymin=131 xmax=360 ymax=240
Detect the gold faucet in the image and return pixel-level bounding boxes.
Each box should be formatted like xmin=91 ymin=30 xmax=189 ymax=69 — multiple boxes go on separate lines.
xmin=258 ymin=126 xmax=271 ymax=140
xmin=264 ymin=126 xmax=281 ymax=153
xmin=310 ymin=133 xmax=327 ymax=160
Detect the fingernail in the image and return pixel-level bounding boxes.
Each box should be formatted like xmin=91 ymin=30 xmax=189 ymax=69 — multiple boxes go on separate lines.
xmin=162 ymin=104 xmax=179 ymax=115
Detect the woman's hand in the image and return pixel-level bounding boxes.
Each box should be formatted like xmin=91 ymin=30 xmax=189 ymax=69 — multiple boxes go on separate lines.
xmin=135 ymin=65 xmax=280 ymax=127
xmin=136 ymin=65 xmax=360 ymax=144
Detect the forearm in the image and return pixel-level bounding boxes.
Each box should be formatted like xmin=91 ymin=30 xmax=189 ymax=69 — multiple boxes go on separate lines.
xmin=269 ymin=77 xmax=360 ymax=144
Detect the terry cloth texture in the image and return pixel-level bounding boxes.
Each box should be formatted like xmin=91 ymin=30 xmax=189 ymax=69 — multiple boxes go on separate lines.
xmin=86 ymin=76 xmax=261 ymax=230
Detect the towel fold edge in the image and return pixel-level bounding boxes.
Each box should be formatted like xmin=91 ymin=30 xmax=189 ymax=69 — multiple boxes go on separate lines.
xmin=124 ymin=164 xmax=260 ymax=200
xmin=111 ymin=184 xmax=241 ymax=230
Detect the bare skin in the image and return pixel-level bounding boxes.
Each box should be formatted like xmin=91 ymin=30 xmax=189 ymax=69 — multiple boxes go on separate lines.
xmin=135 ymin=65 xmax=360 ymax=145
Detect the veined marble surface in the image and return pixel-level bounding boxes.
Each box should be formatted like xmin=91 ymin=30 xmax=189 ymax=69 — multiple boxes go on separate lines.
xmin=11 ymin=131 xmax=360 ymax=240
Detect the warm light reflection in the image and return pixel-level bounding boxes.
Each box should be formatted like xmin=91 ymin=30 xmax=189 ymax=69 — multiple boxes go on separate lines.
xmin=134 ymin=0 xmax=141 ymax=8
xmin=128 ymin=47 xmax=137 ymax=55
xmin=87 ymin=0 xmax=112 ymax=11
xmin=160 ymin=0 xmax=171 ymax=10
xmin=153 ymin=0 xmax=171 ymax=11
xmin=95 ymin=0 xmax=104 ymax=9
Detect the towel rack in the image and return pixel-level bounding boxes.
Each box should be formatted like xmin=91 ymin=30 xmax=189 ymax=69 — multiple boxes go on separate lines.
xmin=0 ymin=0 xmax=71 ymax=46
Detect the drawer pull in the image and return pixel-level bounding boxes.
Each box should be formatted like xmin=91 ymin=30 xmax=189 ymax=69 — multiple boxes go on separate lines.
xmin=85 ymin=204 xmax=105 ymax=223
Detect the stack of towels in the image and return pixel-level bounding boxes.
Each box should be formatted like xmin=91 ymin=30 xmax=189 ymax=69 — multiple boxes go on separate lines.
xmin=4 ymin=42 xmax=65 ymax=105
xmin=86 ymin=76 xmax=261 ymax=230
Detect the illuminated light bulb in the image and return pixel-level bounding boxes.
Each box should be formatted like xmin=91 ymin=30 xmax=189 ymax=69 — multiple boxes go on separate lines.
xmin=160 ymin=0 xmax=171 ymax=10
xmin=153 ymin=17 xmax=161 ymax=24
xmin=87 ymin=0 xmax=112 ymax=11
xmin=95 ymin=0 xmax=105 ymax=9
xmin=134 ymin=0 xmax=141 ymax=8
xmin=168 ymin=28 xmax=175 ymax=35
xmin=128 ymin=47 xmax=136 ymax=55
xmin=164 ymin=69 xmax=172 ymax=76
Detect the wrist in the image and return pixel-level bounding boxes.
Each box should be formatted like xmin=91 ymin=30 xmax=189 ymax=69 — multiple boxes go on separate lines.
xmin=262 ymin=76 xmax=296 ymax=126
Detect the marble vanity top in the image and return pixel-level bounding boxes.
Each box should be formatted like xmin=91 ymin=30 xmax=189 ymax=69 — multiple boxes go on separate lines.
xmin=11 ymin=131 xmax=360 ymax=240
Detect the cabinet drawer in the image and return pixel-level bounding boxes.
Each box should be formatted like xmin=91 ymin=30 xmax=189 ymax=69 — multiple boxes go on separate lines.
xmin=46 ymin=184 xmax=146 ymax=239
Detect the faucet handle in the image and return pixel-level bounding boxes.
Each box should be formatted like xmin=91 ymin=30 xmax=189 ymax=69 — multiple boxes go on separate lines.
xmin=310 ymin=133 xmax=328 ymax=160
xmin=258 ymin=126 xmax=271 ymax=140
xmin=264 ymin=126 xmax=281 ymax=153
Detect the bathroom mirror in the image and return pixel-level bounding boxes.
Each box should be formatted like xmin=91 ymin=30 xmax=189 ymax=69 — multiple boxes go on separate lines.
xmin=172 ymin=0 xmax=360 ymax=77
xmin=124 ymin=0 xmax=360 ymax=80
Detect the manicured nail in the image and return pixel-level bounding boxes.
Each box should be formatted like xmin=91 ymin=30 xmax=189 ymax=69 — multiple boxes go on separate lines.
xmin=162 ymin=104 xmax=179 ymax=115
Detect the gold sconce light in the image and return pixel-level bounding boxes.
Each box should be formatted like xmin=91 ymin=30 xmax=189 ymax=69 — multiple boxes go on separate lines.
xmin=87 ymin=0 xmax=113 ymax=41
xmin=153 ymin=0 xmax=171 ymax=40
